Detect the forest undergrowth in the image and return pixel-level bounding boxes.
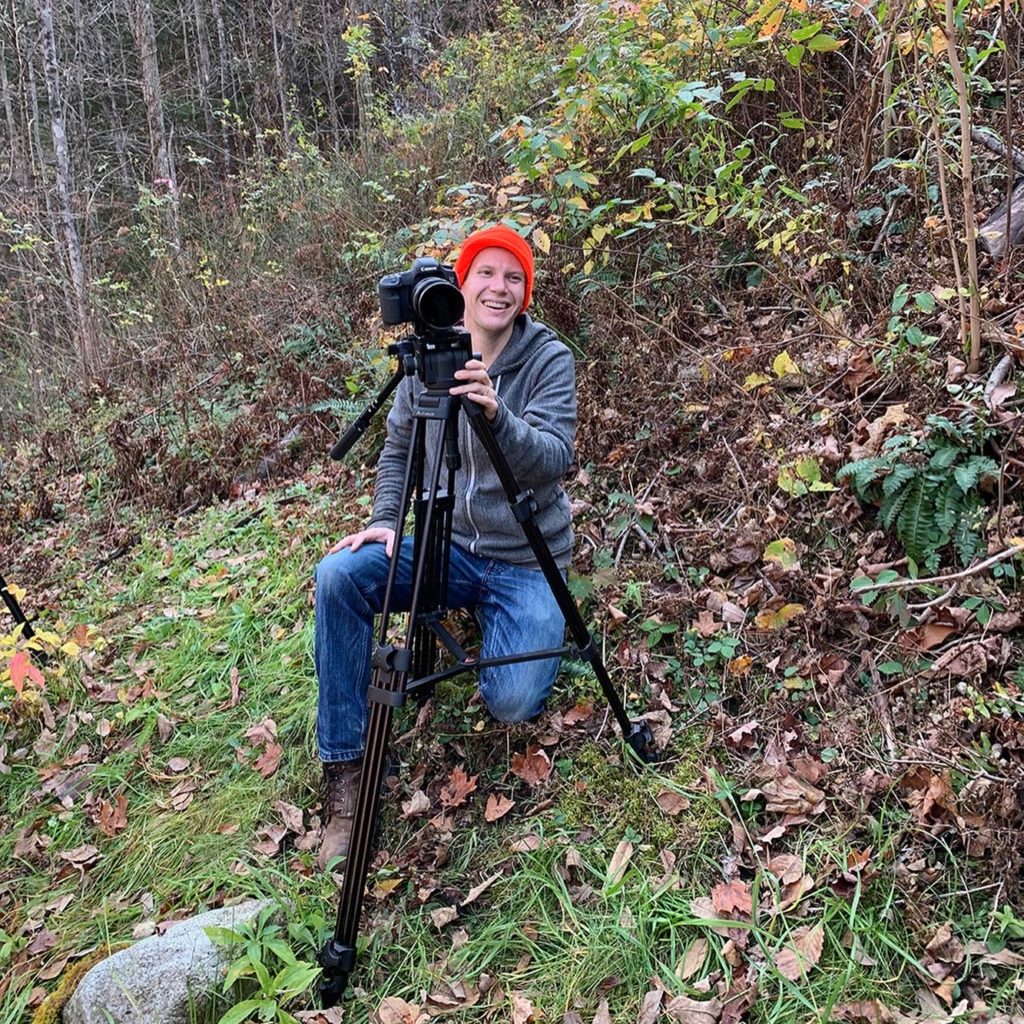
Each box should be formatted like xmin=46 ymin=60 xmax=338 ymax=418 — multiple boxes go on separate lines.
xmin=2 ymin=0 xmax=1024 ymax=1021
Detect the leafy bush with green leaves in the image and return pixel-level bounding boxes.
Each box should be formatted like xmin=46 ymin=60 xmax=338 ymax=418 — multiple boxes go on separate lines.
xmin=837 ymin=413 xmax=999 ymax=572
xmin=205 ymin=905 xmax=319 ymax=1024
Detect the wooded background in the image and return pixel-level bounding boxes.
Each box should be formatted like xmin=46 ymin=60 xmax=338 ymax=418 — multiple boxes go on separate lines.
xmin=3 ymin=3 xmax=1024 ymax=1020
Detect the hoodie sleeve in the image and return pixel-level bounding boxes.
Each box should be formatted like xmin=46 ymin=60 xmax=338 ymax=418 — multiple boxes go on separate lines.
xmin=491 ymin=343 xmax=576 ymax=487
xmin=367 ymin=376 xmax=415 ymax=531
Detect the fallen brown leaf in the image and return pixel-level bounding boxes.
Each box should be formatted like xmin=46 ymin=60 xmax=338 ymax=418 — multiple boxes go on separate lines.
xmin=655 ymin=790 xmax=691 ymax=816
xmin=36 ymin=953 xmax=71 ymax=981
xmin=26 ymin=928 xmax=57 ymax=955
xmin=295 ymin=1008 xmax=345 ymax=1023
xmin=510 ymin=834 xmax=542 ymax=853
xmin=766 ymin=854 xmax=804 ymax=885
xmin=440 ymin=766 xmax=478 ymax=808
xmin=637 ymin=987 xmax=663 ymax=1024
xmin=244 ymin=717 xmax=278 ymax=746
xmin=604 ymin=840 xmax=634 ymax=887
xmin=725 ymin=721 xmax=759 ymax=750
xmin=401 ymin=790 xmax=431 ymax=819
xmin=511 ymin=746 xmax=552 ymax=787
xmin=511 ymin=991 xmax=539 ymax=1024
xmin=253 ymin=824 xmax=286 ymax=858
xmin=831 ymin=1000 xmax=898 ymax=1023
xmin=563 ymin=703 xmax=594 ymax=726
xmin=485 ymin=793 xmax=515 ymax=822
xmin=426 ymin=979 xmax=480 ymax=1011
xmin=253 ymin=742 xmax=283 ymax=778
xmin=274 ymin=800 xmax=304 ymax=833
xmin=430 ymin=905 xmax=459 ymax=929
xmin=773 ymin=924 xmax=824 ymax=980
xmin=664 ymin=994 xmax=722 ymax=1024
xmin=760 ymin=773 xmax=825 ymax=815
xmin=679 ymin=937 xmax=709 ymax=980
xmin=98 ymin=794 xmax=128 ymax=837
xmin=375 ymin=996 xmax=428 ymax=1024
xmin=463 ymin=872 xmax=501 ymax=906
xmin=58 ymin=844 xmax=100 ymax=873
xmin=169 ymin=780 xmax=197 ymax=811
xmin=712 ymin=879 xmax=753 ymax=917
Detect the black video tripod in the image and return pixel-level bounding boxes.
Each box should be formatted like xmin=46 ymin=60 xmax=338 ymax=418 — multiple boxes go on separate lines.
xmin=318 ymin=333 xmax=655 ymax=1006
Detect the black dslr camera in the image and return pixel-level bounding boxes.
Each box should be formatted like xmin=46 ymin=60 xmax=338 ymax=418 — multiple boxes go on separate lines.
xmin=378 ymin=258 xmax=473 ymax=392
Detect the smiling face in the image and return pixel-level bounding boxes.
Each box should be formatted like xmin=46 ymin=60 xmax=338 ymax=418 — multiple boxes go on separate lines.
xmin=460 ymin=246 xmax=527 ymax=354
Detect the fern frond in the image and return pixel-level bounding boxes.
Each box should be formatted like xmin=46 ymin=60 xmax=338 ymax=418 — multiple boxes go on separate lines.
xmin=880 ymin=475 xmax=915 ymax=529
xmin=954 ymin=456 xmax=999 ymax=492
xmin=837 ymin=457 xmax=892 ymax=496
xmin=306 ymin=397 xmax=365 ymax=419
xmin=953 ymin=496 xmax=985 ymax=566
xmin=895 ymin=476 xmax=932 ymax=567
xmin=933 ymin=477 xmax=965 ymax=536
xmin=928 ymin=445 xmax=960 ymax=470
xmin=881 ymin=463 xmax=916 ymax=498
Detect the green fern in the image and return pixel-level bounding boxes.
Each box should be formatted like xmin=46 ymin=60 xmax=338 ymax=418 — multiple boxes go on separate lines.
xmin=838 ymin=414 xmax=999 ymax=571
xmin=306 ymin=397 xmax=365 ymax=419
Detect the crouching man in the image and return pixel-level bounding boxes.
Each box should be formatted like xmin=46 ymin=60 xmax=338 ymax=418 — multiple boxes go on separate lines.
xmin=313 ymin=225 xmax=578 ymax=871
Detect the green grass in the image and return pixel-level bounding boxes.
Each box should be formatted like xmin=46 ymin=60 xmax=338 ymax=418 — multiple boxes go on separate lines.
xmin=2 ymin=487 xmax=1022 ymax=1023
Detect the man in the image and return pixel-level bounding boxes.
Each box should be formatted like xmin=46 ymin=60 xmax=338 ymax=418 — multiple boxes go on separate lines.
xmin=314 ymin=224 xmax=576 ymax=870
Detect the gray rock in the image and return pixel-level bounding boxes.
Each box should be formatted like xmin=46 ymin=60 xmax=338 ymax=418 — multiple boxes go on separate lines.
xmin=64 ymin=898 xmax=279 ymax=1024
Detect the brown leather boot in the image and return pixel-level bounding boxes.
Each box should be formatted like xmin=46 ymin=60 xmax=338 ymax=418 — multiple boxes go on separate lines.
xmin=317 ymin=759 xmax=362 ymax=872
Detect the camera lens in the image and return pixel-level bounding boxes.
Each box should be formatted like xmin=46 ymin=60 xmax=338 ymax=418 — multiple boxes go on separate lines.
xmin=411 ymin=278 xmax=464 ymax=330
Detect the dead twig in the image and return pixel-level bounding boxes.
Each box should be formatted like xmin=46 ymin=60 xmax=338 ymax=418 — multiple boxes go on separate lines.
xmin=905 ymin=584 xmax=959 ymax=612
xmin=854 ymin=544 xmax=1024 ymax=593
xmin=970 ymin=126 xmax=1024 ymax=175
xmin=984 ymin=353 xmax=1014 ymax=406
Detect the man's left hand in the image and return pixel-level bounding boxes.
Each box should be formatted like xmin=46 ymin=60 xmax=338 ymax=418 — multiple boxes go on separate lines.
xmin=450 ymin=359 xmax=499 ymax=421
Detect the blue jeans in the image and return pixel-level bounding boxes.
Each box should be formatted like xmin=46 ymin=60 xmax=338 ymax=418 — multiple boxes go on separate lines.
xmin=314 ymin=539 xmax=566 ymax=762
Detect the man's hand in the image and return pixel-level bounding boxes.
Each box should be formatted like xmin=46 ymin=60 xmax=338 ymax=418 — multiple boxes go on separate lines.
xmin=450 ymin=359 xmax=499 ymax=421
xmin=328 ymin=527 xmax=395 ymax=556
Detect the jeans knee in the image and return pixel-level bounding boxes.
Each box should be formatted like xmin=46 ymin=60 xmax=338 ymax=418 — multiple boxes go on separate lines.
xmin=479 ymin=666 xmax=554 ymax=723
xmin=485 ymin=691 xmax=537 ymax=723
xmin=316 ymin=551 xmax=368 ymax=607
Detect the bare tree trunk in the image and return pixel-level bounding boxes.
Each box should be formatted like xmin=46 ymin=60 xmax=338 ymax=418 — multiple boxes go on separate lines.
xmin=37 ymin=0 xmax=101 ymax=375
xmin=130 ymin=0 xmax=181 ymax=252
xmin=207 ymin=0 xmax=233 ymax=174
xmin=319 ymin=0 xmax=340 ymax=152
xmin=192 ymin=0 xmax=215 ymax=149
xmin=269 ymin=0 xmax=292 ymax=148
xmin=0 ymin=22 xmax=27 ymax=187
xmin=945 ymin=0 xmax=982 ymax=373
xmin=9 ymin=0 xmax=41 ymax=194
xmin=95 ymin=22 xmax=133 ymax=189
xmin=70 ymin=0 xmax=88 ymax=169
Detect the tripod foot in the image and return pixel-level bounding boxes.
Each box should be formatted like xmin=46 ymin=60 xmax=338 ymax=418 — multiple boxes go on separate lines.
xmin=624 ymin=720 xmax=658 ymax=763
xmin=318 ymin=939 xmax=356 ymax=1007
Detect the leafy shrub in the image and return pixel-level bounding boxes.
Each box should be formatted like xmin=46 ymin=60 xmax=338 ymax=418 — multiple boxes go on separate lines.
xmin=837 ymin=413 xmax=999 ymax=572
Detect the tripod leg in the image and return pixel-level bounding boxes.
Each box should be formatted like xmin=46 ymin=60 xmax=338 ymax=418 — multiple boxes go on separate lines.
xmin=462 ymin=407 xmax=656 ymax=763
xmin=0 ymin=573 xmax=35 ymax=640
xmin=319 ymin=410 xmax=456 ymax=1006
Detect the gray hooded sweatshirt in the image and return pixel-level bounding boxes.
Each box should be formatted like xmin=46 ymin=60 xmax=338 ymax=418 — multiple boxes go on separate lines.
xmin=368 ymin=314 xmax=576 ymax=568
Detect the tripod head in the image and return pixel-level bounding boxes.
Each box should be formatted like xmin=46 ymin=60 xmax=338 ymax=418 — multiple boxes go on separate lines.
xmin=330 ymin=329 xmax=476 ymax=462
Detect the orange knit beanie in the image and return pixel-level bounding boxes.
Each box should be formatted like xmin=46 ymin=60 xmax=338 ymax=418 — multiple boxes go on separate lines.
xmin=453 ymin=225 xmax=535 ymax=312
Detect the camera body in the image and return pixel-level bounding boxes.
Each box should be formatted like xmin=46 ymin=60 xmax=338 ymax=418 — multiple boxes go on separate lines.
xmin=378 ymin=258 xmax=462 ymax=335
xmin=378 ymin=258 xmax=472 ymax=393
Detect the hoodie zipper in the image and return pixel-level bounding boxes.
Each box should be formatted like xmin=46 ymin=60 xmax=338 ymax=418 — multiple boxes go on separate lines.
xmin=464 ymin=373 xmax=501 ymax=555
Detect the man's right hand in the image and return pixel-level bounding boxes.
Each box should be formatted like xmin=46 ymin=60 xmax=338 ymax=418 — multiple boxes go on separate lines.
xmin=328 ymin=527 xmax=395 ymax=557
